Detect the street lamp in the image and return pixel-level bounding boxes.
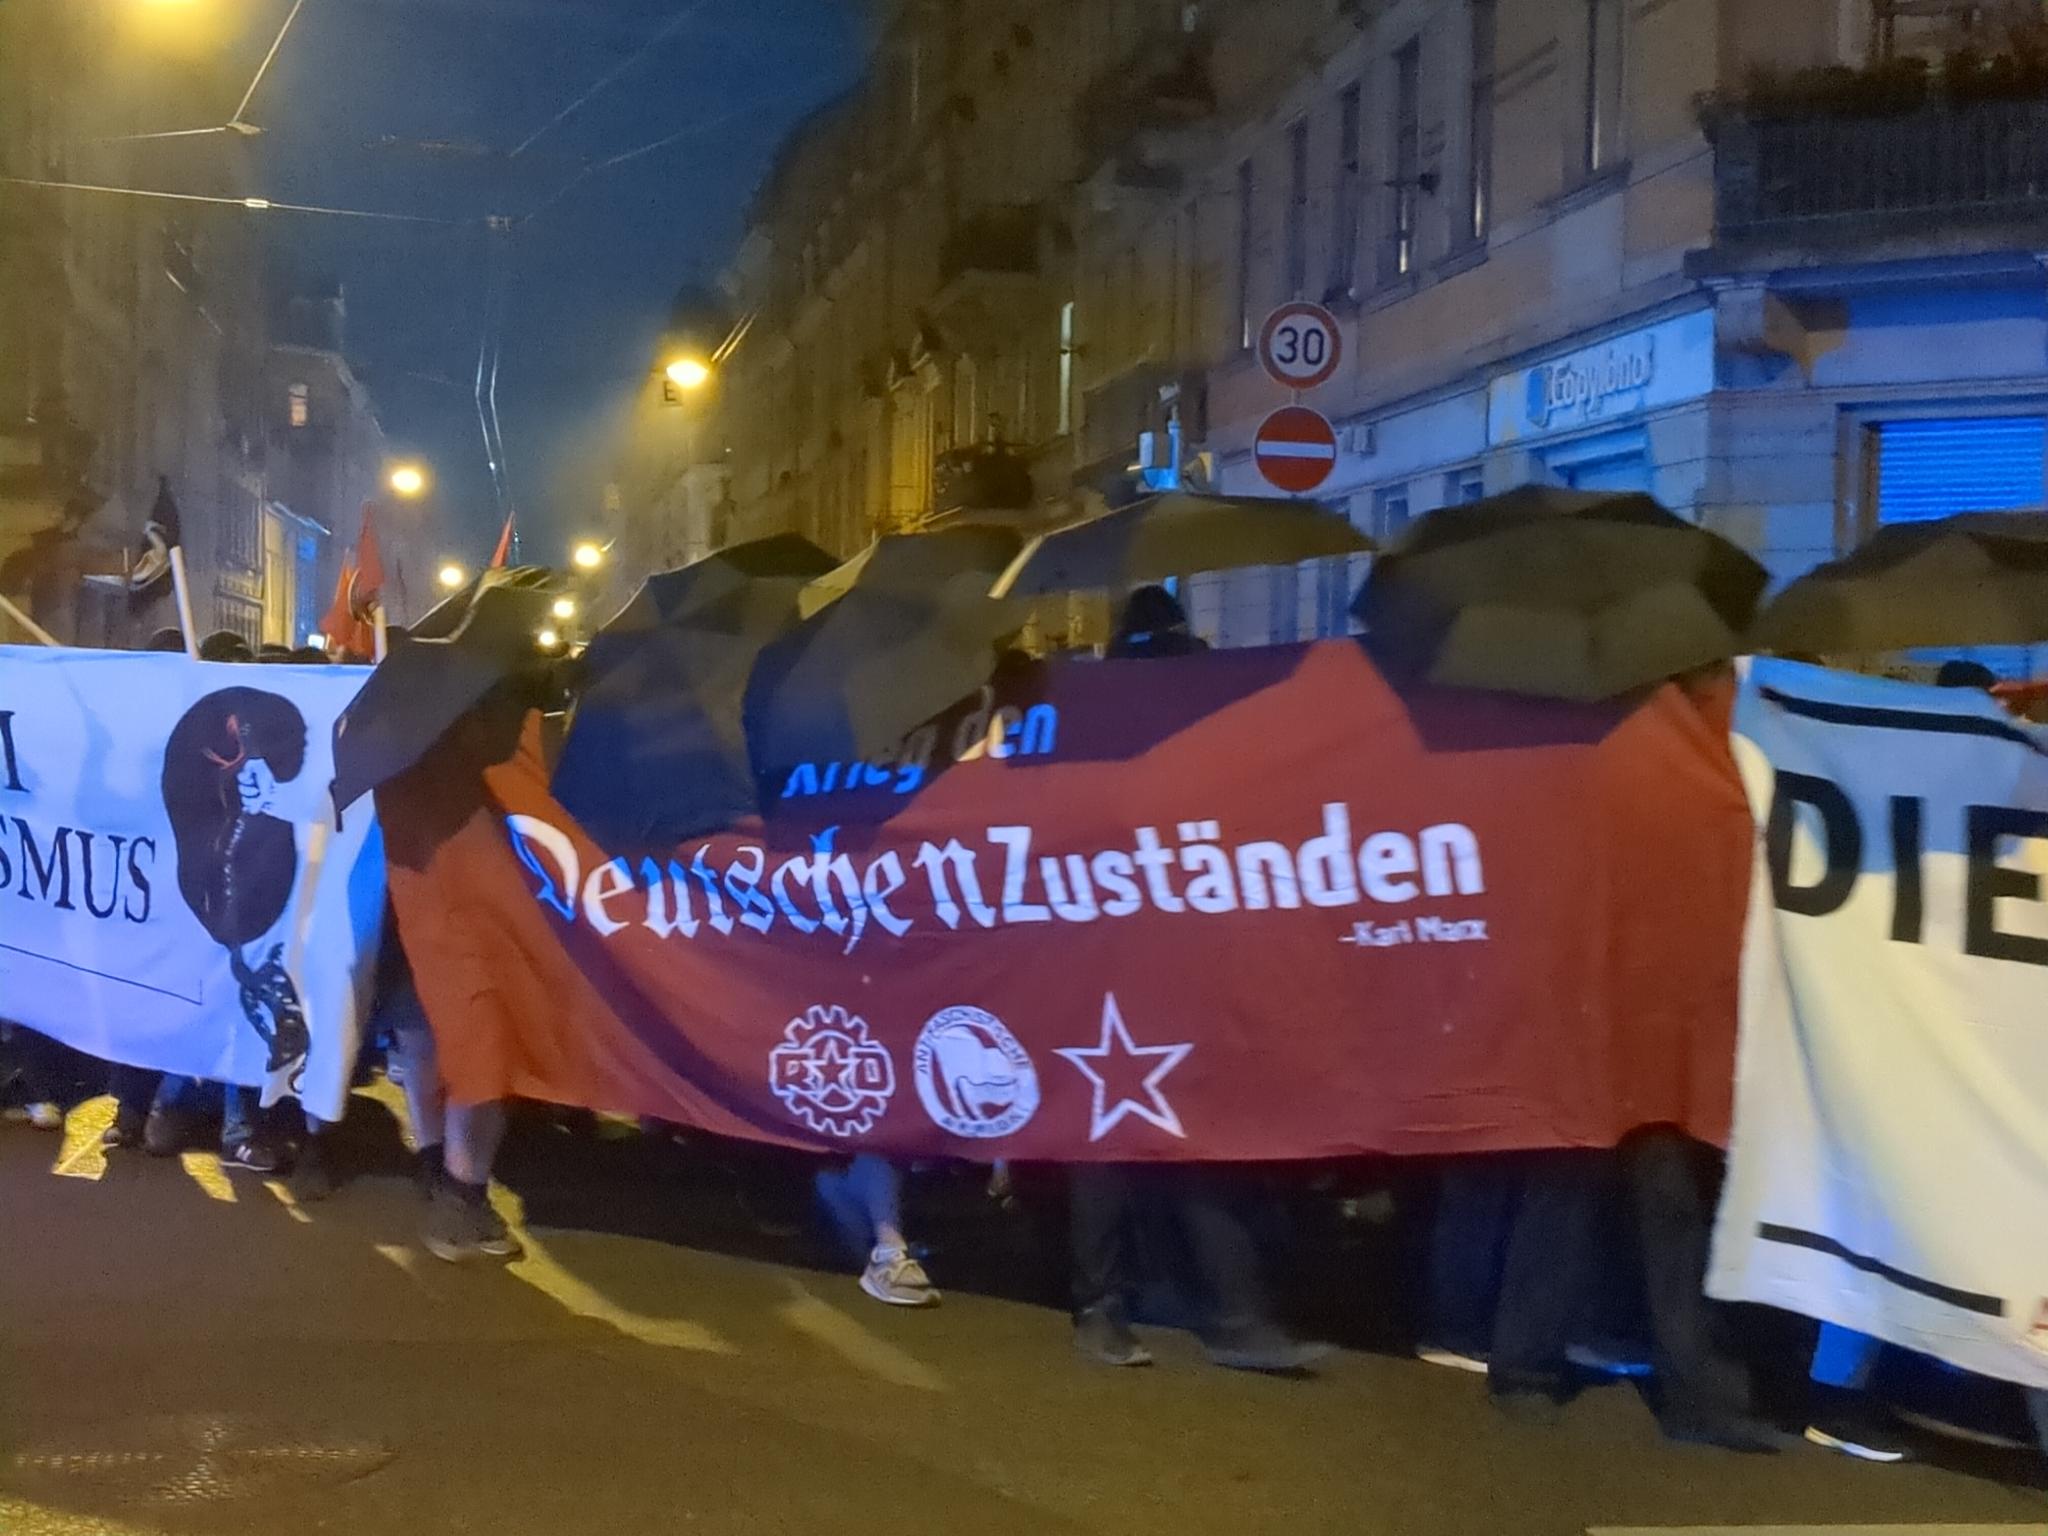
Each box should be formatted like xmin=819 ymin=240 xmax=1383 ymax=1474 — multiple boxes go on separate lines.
xmin=536 ymin=627 xmax=562 ymax=651
xmin=664 ymin=355 xmax=711 ymax=391
xmin=551 ymin=596 xmax=577 ymax=620
xmin=437 ymin=562 xmax=467 ymax=591
xmin=571 ymin=541 xmax=604 ymax=572
xmin=388 ymin=463 xmax=428 ymax=499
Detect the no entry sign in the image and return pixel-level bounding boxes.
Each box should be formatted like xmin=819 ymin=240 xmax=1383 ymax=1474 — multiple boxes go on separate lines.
xmin=1254 ymin=405 xmax=1338 ymax=495
xmin=1258 ymin=302 xmax=1343 ymax=391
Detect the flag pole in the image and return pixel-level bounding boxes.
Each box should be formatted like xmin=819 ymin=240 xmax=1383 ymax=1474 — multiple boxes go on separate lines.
xmin=168 ymin=547 xmax=200 ymax=660
xmin=0 ymin=593 xmax=59 ymax=646
xmin=372 ymin=603 xmax=388 ymax=663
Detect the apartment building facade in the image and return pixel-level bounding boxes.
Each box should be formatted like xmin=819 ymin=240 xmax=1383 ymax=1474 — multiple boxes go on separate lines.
xmin=673 ymin=0 xmax=2048 ymax=654
xmin=0 ymin=1 xmax=427 ymax=647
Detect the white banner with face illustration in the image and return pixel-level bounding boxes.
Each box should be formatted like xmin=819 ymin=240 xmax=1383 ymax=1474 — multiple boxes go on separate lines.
xmin=0 ymin=646 xmax=381 ymax=1122
xmin=1709 ymin=658 xmax=2048 ymax=1388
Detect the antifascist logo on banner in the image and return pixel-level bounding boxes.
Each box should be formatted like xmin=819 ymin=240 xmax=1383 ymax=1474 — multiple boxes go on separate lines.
xmin=768 ymin=1005 xmax=896 ymax=1136
xmin=912 ymin=1006 xmax=1039 ymax=1139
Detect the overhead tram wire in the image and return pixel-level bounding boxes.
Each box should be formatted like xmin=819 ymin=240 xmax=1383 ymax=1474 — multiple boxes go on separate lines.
xmin=515 ymin=77 xmax=844 ymax=228
xmin=507 ymin=0 xmax=712 ymax=160
xmin=72 ymin=0 xmax=309 ymax=149
xmin=0 ymin=177 xmax=476 ymax=226
xmin=473 ymin=219 xmax=518 ymax=531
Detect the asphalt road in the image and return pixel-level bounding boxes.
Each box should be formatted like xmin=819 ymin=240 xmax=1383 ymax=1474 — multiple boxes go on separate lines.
xmin=3 ymin=1091 xmax=2045 ymax=1536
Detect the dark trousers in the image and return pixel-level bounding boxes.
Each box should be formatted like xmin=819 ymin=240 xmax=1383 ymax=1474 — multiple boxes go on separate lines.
xmin=1449 ymin=1135 xmax=1751 ymax=1426
xmin=1070 ymin=1165 xmax=1269 ymax=1331
xmin=108 ymin=1064 xmax=162 ymax=1118
xmin=1422 ymin=1155 xmax=1524 ymax=1358
xmin=1 ymin=1024 xmax=70 ymax=1105
xmin=1478 ymin=1150 xmax=1604 ymax=1397
xmin=1622 ymin=1128 xmax=1752 ymax=1426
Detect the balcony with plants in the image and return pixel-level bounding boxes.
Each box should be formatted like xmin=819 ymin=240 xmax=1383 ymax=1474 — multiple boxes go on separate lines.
xmin=1699 ymin=35 xmax=2048 ymax=247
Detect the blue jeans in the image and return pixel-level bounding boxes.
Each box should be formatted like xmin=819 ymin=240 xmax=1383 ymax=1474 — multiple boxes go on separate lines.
xmin=151 ymin=1076 xmax=259 ymax=1147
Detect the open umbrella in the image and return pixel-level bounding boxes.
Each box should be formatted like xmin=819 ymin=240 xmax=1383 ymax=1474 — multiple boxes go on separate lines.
xmin=1355 ymin=487 xmax=1766 ymax=701
xmin=801 ymin=524 xmax=1022 ymax=614
xmin=991 ymin=491 xmax=1372 ymax=599
xmin=746 ymin=528 xmax=1026 ymax=772
xmin=1752 ymin=511 xmax=2048 ymax=654
xmin=605 ymin=533 xmax=836 ymax=634
xmin=330 ymin=566 xmax=565 ymax=819
xmin=551 ymin=556 xmax=823 ymax=848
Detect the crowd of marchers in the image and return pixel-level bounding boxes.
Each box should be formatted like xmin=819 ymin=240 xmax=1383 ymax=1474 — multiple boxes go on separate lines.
xmin=4 ymin=593 xmax=2044 ymax=1478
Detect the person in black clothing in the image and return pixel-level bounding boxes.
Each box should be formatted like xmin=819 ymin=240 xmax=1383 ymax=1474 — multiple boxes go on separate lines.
xmin=1067 ymin=587 xmax=1328 ymax=1372
xmin=1105 ymin=583 xmax=1206 ymax=660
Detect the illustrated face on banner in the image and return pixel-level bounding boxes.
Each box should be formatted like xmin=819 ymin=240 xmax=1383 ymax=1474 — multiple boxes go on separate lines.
xmin=160 ymin=687 xmax=312 ymax=1079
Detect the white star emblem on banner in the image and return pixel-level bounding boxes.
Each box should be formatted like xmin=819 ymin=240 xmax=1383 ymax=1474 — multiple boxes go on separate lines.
xmin=1055 ymin=993 xmax=1193 ymax=1143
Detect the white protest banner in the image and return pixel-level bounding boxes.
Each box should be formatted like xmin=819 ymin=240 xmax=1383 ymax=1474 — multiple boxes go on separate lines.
xmin=1709 ymin=658 xmax=2048 ymax=1387
xmin=0 ymin=646 xmax=381 ymax=1122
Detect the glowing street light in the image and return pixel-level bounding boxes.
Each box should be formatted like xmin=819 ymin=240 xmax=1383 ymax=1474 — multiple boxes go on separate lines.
xmin=536 ymin=627 xmax=562 ymax=650
xmin=571 ymin=541 xmax=604 ymax=571
xmin=664 ymin=355 xmax=711 ymax=391
xmin=387 ymin=463 xmax=428 ymax=499
xmin=551 ymin=596 xmax=577 ymax=620
xmin=437 ymin=562 xmax=467 ymax=590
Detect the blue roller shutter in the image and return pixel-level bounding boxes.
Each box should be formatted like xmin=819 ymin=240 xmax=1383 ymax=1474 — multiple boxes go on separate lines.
xmin=1877 ymin=417 xmax=2045 ymax=524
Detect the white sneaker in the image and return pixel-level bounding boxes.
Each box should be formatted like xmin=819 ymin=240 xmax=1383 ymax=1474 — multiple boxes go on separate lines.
xmin=1415 ymin=1344 xmax=1489 ymax=1374
xmin=859 ymin=1245 xmax=939 ymax=1307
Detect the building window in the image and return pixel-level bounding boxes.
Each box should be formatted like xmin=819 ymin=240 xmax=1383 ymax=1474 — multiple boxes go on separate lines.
xmin=1447 ymin=465 xmax=1486 ymax=504
xmin=1383 ymin=40 xmax=1422 ymax=284
xmin=1284 ymin=118 xmax=1309 ymax=300
xmin=1582 ymin=0 xmax=1624 ymax=176
xmin=1371 ymin=481 xmax=1411 ymax=542
xmin=1234 ymin=157 xmax=1254 ymax=350
xmin=287 ymin=382 xmax=309 ymax=429
xmin=1058 ymin=301 xmax=1075 ymax=437
xmin=1329 ymin=83 xmax=1362 ymax=300
xmin=1465 ymin=0 xmax=1497 ymax=245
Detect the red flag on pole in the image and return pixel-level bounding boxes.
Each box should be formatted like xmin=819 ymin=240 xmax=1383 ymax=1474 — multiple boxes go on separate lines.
xmin=319 ymin=554 xmax=376 ymax=659
xmin=350 ymin=503 xmax=386 ymax=619
xmin=488 ymin=512 xmax=515 ymax=570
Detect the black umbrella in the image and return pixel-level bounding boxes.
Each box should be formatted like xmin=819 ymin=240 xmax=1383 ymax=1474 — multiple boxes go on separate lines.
xmin=1354 ymin=486 xmax=1767 ymax=701
xmin=552 ymin=567 xmax=818 ymax=849
xmin=1752 ymin=511 xmax=2048 ymax=654
xmin=330 ymin=567 xmax=565 ymax=820
xmin=605 ymin=534 xmax=836 ymax=634
xmin=745 ymin=528 xmax=1025 ymax=772
xmin=991 ymin=491 xmax=1372 ymax=599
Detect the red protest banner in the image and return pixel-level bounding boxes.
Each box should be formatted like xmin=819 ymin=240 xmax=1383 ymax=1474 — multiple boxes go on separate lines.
xmin=380 ymin=641 xmax=1749 ymax=1160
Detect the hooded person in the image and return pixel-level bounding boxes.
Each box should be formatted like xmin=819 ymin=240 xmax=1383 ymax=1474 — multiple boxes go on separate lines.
xmin=1107 ymin=585 xmax=1207 ymax=660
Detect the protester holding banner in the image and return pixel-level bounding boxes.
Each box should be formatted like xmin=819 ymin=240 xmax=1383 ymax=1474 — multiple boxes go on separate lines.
xmin=1710 ymin=657 xmax=2048 ymax=1399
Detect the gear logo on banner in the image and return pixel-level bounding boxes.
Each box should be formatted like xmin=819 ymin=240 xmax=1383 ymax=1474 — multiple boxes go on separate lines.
xmin=768 ymin=1005 xmax=896 ymax=1137
xmin=912 ymin=1006 xmax=1040 ymax=1139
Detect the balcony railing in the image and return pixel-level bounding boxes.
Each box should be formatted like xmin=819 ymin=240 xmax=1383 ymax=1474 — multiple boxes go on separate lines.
xmin=1713 ymin=97 xmax=2048 ymax=241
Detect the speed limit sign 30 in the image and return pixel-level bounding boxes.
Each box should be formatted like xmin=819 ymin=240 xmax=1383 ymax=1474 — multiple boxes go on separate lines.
xmin=1258 ymin=302 xmax=1343 ymax=391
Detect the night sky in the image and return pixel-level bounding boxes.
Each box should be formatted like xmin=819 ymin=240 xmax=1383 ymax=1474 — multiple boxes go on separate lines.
xmin=232 ymin=0 xmax=862 ymax=561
